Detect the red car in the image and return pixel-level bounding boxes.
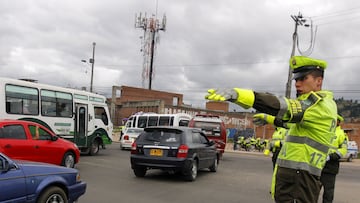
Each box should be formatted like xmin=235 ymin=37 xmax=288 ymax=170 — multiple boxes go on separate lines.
xmin=0 ymin=119 xmax=80 ymax=168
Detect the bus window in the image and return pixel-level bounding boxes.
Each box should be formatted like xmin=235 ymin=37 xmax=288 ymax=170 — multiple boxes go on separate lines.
xmin=95 ymin=107 xmax=109 ymax=125
xmin=132 ymin=116 xmax=136 ymax=128
xmin=5 ymin=84 xmax=39 ymax=115
xmin=159 ymin=116 xmax=170 ymax=126
xmin=148 ymin=116 xmax=158 ymax=126
xmin=138 ymin=116 xmax=147 ymax=128
xmin=41 ymin=90 xmax=72 ymax=117
xmin=170 ymin=116 xmax=174 ymax=126
xmin=179 ymin=119 xmax=189 ymax=126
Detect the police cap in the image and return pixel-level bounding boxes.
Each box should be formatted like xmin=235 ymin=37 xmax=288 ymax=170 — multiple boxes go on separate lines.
xmin=289 ymin=56 xmax=327 ymax=80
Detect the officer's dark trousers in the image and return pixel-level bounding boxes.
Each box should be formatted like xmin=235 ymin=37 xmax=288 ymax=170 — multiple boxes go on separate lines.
xmin=275 ymin=167 xmax=321 ymax=203
xmin=272 ymin=149 xmax=281 ymax=170
xmin=320 ymin=172 xmax=336 ymax=203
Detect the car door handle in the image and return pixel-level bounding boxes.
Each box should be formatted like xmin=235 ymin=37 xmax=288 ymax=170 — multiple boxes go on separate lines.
xmin=34 ymin=145 xmax=40 ymax=149
xmin=4 ymin=144 xmax=11 ymax=148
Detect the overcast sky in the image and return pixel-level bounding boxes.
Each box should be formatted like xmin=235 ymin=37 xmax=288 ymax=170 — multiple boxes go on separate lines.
xmin=1 ymin=0 xmax=360 ymax=110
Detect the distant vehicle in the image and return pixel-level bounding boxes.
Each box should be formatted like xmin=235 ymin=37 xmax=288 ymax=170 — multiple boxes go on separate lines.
xmin=0 ymin=152 xmax=87 ymax=203
xmin=124 ymin=113 xmax=192 ymax=133
xmin=0 ymin=77 xmax=113 ymax=156
xmin=130 ymin=126 xmax=219 ymax=181
xmin=0 ymin=119 xmax=80 ymax=168
xmin=343 ymin=140 xmax=358 ymax=162
xmin=189 ymin=114 xmax=227 ymax=157
xmin=120 ymin=128 xmax=143 ymax=150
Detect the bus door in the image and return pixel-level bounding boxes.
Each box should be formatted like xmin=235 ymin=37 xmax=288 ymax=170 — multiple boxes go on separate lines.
xmin=75 ymin=103 xmax=88 ymax=147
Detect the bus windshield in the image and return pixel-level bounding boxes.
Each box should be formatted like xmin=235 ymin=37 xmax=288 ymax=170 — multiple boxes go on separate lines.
xmin=193 ymin=121 xmax=221 ymax=137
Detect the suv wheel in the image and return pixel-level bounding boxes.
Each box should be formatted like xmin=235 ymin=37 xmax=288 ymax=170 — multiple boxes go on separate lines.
xmin=348 ymin=154 xmax=353 ymax=162
xmin=133 ymin=168 xmax=147 ymax=177
xmin=209 ymin=157 xmax=218 ymax=172
xmin=184 ymin=160 xmax=197 ymax=181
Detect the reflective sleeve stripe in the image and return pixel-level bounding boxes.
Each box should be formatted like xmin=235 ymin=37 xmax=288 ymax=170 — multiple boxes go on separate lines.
xmin=288 ymin=100 xmax=303 ymax=122
xmin=285 ymin=135 xmax=329 ymax=154
xmin=277 ymin=159 xmax=322 ymax=177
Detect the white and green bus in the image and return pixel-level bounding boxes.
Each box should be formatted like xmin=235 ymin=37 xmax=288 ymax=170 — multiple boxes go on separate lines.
xmin=0 ymin=77 xmax=113 ymax=155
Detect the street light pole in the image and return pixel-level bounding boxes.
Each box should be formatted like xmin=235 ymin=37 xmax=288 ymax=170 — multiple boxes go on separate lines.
xmin=90 ymin=42 xmax=96 ymax=93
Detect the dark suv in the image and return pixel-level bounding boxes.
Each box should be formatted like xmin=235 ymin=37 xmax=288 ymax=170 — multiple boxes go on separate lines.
xmin=130 ymin=126 xmax=219 ymax=181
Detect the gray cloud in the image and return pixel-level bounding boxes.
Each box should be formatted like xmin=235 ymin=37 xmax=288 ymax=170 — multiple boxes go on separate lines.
xmin=1 ymin=0 xmax=360 ymax=108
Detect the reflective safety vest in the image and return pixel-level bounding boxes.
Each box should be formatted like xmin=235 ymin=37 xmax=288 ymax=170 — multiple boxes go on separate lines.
xmin=330 ymin=126 xmax=348 ymax=158
xmin=276 ymin=90 xmax=337 ymax=176
xmin=270 ymin=127 xmax=287 ymax=152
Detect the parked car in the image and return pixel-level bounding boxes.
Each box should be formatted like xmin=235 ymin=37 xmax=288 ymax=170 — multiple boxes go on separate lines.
xmin=120 ymin=128 xmax=143 ymax=150
xmin=0 ymin=152 xmax=86 ymax=202
xmin=130 ymin=126 xmax=220 ymax=181
xmin=0 ymin=119 xmax=80 ymax=168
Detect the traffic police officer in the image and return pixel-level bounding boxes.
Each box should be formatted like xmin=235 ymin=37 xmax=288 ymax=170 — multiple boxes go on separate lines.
xmin=205 ymin=56 xmax=337 ymax=203
xmin=320 ymin=115 xmax=348 ymax=203
xmin=267 ymin=127 xmax=287 ymax=170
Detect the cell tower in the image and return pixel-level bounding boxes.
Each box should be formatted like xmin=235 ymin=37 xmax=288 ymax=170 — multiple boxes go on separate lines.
xmin=135 ymin=12 xmax=166 ymax=90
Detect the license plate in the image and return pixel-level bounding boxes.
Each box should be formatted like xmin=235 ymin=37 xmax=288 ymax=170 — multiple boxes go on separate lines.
xmin=150 ymin=149 xmax=163 ymax=156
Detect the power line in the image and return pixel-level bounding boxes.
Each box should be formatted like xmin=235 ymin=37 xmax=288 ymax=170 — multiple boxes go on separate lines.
xmin=311 ymin=6 xmax=360 ymax=19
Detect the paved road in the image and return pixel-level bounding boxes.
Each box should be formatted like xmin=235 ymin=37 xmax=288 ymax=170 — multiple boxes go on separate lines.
xmin=75 ymin=143 xmax=360 ymax=203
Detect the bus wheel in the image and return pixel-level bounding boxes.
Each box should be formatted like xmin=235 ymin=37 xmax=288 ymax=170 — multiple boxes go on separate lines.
xmin=62 ymin=152 xmax=75 ymax=168
xmin=89 ymin=139 xmax=100 ymax=156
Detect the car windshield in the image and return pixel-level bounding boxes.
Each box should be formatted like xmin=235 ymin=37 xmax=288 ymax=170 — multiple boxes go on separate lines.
xmin=142 ymin=130 xmax=181 ymax=144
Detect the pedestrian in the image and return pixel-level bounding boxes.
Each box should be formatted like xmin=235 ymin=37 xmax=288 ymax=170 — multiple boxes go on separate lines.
xmin=233 ymin=129 xmax=240 ymax=150
xmin=320 ymin=115 xmax=348 ymax=203
xmin=205 ymin=56 xmax=337 ymax=203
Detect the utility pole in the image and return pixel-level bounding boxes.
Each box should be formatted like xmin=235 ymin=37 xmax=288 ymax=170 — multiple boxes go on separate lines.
xmin=81 ymin=42 xmax=96 ymax=92
xmin=135 ymin=12 xmax=166 ymax=90
xmin=285 ymin=13 xmax=309 ymax=98
xmin=90 ymin=42 xmax=96 ymax=93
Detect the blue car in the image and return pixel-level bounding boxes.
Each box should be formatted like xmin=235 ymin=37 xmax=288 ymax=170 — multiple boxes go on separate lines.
xmin=0 ymin=153 xmax=86 ymax=203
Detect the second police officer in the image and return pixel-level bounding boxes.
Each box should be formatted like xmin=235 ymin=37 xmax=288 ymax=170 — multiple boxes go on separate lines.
xmin=320 ymin=115 xmax=348 ymax=203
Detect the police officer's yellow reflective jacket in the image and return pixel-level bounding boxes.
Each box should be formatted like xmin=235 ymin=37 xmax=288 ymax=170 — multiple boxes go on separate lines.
xmin=270 ymin=127 xmax=286 ymax=152
xmin=206 ymin=88 xmax=337 ymax=176
xmin=229 ymin=89 xmax=337 ymax=176
xmin=330 ymin=126 xmax=348 ymax=158
xmin=322 ymin=126 xmax=348 ymax=175
xmin=276 ymin=91 xmax=337 ymax=176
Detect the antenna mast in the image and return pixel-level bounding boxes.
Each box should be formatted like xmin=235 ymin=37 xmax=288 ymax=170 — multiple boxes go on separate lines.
xmin=135 ymin=12 xmax=166 ymax=90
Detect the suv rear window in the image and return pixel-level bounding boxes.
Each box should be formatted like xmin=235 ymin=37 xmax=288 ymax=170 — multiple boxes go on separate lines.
xmin=141 ymin=129 xmax=182 ymax=144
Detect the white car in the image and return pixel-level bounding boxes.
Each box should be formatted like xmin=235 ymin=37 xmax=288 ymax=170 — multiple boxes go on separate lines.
xmin=343 ymin=141 xmax=358 ymax=162
xmin=120 ymin=128 xmax=144 ymax=150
